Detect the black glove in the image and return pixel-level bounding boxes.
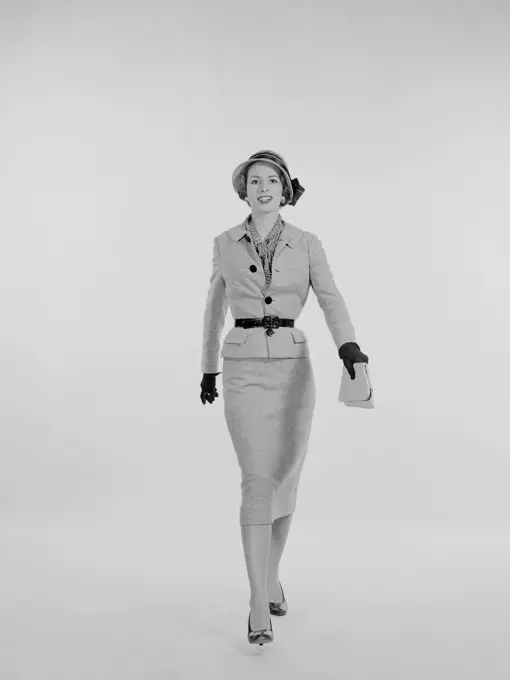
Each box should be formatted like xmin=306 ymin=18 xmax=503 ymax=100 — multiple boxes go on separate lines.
xmin=200 ymin=372 xmax=220 ymax=405
xmin=338 ymin=342 xmax=369 ymax=380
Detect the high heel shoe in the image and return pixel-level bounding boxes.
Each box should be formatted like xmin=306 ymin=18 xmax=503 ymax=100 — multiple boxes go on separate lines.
xmin=247 ymin=611 xmax=274 ymax=645
xmin=269 ymin=580 xmax=288 ymax=616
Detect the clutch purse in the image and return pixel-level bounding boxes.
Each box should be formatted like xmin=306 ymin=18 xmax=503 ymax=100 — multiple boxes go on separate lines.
xmin=338 ymin=362 xmax=374 ymax=409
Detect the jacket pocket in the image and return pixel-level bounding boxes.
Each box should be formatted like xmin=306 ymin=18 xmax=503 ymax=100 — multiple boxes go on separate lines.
xmin=290 ymin=328 xmax=308 ymax=344
xmin=223 ymin=327 xmax=249 ymax=344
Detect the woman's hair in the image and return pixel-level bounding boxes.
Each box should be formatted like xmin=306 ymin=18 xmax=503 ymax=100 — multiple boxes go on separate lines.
xmin=236 ymin=161 xmax=291 ymax=204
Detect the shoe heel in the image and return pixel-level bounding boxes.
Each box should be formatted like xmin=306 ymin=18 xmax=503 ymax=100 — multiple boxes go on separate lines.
xmin=269 ymin=580 xmax=288 ymax=616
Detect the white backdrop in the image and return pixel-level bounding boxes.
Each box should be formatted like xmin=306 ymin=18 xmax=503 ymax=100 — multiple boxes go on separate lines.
xmin=0 ymin=0 xmax=510 ymax=527
xmin=1 ymin=0 xmax=509 ymax=533
xmin=2 ymin=2 xmax=510 ymax=677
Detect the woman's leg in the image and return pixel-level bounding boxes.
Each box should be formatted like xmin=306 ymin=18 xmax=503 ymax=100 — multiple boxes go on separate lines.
xmin=267 ymin=512 xmax=293 ymax=601
xmin=241 ymin=523 xmax=272 ymax=630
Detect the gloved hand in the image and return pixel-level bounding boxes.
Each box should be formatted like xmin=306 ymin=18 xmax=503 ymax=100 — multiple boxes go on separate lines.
xmin=338 ymin=342 xmax=369 ymax=380
xmin=200 ymin=372 xmax=220 ymax=405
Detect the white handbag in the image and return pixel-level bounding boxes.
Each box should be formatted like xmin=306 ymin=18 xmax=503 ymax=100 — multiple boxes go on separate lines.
xmin=338 ymin=362 xmax=374 ymax=409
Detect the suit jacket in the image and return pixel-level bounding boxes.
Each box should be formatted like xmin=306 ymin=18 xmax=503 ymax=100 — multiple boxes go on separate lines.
xmin=201 ymin=219 xmax=357 ymax=374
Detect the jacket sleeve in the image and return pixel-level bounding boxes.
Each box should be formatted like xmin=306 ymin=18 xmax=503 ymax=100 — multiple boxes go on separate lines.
xmin=309 ymin=233 xmax=357 ymax=350
xmin=201 ymin=236 xmax=229 ymax=374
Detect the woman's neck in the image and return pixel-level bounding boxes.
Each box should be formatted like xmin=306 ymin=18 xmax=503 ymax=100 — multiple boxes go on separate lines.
xmin=250 ymin=209 xmax=280 ymax=236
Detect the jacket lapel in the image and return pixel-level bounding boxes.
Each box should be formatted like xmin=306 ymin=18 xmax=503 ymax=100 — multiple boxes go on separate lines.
xmin=227 ymin=220 xmax=300 ymax=267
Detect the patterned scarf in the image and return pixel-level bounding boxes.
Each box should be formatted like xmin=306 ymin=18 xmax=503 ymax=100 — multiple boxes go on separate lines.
xmin=244 ymin=213 xmax=286 ymax=287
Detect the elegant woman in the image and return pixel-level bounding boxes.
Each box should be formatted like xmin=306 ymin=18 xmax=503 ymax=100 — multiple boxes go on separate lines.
xmin=200 ymin=150 xmax=369 ymax=646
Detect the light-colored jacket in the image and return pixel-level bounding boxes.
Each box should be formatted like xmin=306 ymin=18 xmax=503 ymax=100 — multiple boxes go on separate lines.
xmin=201 ymin=220 xmax=357 ymax=374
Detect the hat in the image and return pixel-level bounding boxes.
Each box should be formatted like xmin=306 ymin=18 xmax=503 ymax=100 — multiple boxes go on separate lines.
xmin=232 ymin=150 xmax=305 ymax=206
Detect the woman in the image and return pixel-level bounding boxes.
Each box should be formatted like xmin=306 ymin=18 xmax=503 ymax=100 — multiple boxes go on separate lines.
xmin=199 ymin=150 xmax=369 ymax=646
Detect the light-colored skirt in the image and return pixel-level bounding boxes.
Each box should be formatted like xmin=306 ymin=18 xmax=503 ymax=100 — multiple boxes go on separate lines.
xmin=222 ymin=357 xmax=316 ymax=525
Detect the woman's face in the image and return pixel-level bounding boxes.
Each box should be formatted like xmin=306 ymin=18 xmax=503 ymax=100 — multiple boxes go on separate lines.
xmin=246 ymin=162 xmax=284 ymax=213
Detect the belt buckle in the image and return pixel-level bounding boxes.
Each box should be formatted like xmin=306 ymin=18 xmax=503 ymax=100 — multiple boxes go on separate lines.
xmin=262 ymin=315 xmax=280 ymax=329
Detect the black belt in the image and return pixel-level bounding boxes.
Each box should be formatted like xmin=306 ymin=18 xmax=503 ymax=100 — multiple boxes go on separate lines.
xmin=235 ymin=316 xmax=294 ymax=329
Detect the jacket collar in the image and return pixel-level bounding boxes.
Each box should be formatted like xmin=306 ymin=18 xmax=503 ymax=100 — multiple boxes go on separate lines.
xmin=227 ymin=217 xmax=300 ymax=248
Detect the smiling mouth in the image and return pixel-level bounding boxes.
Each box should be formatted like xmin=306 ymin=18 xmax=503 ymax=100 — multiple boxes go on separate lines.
xmin=258 ymin=197 xmax=273 ymax=201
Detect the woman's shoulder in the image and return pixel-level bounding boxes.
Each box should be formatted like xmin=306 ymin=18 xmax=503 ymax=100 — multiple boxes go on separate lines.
xmin=214 ymin=220 xmax=247 ymax=244
xmin=283 ymin=222 xmax=319 ymax=246
xmin=212 ymin=220 xmax=319 ymax=247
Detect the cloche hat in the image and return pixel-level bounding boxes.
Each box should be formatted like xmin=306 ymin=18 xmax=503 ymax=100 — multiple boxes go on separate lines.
xmin=232 ymin=150 xmax=305 ymax=206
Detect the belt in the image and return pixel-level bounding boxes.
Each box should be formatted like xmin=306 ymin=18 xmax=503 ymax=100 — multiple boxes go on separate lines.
xmin=235 ymin=316 xmax=294 ymax=329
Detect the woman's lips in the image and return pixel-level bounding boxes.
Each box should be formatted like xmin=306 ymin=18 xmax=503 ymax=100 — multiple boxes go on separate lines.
xmin=258 ymin=196 xmax=273 ymax=202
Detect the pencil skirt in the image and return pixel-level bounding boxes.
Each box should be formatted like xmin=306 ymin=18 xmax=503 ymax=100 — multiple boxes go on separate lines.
xmin=222 ymin=357 xmax=316 ymax=526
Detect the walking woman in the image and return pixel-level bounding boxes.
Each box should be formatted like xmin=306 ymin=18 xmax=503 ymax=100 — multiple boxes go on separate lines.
xmin=199 ymin=150 xmax=369 ymax=646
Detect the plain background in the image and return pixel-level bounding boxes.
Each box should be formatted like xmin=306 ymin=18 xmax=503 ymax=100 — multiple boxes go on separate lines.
xmin=1 ymin=1 xmax=509 ymax=678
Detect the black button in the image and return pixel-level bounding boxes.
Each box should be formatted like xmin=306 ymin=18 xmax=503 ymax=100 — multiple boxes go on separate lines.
xmin=266 ymin=329 xmax=274 ymax=336
xmin=265 ymin=296 xmax=272 ymax=304
xmin=250 ymin=265 xmax=257 ymax=272
xmin=245 ymin=236 xmax=251 ymax=243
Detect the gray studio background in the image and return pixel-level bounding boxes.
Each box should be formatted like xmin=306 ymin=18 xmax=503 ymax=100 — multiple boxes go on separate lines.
xmin=1 ymin=1 xmax=509 ymax=679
